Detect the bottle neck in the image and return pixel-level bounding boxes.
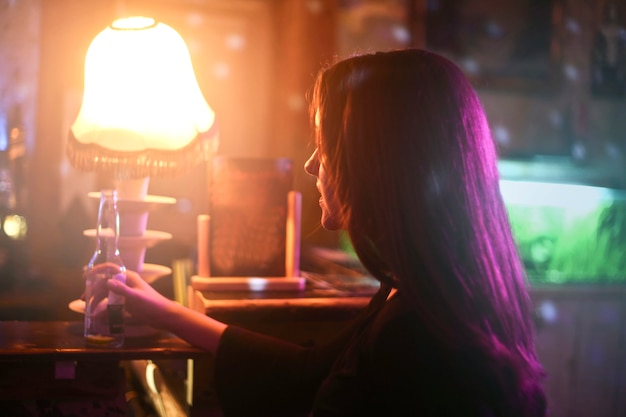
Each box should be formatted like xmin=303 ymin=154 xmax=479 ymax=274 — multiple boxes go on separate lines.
xmin=95 ymin=190 xmax=121 ymax=256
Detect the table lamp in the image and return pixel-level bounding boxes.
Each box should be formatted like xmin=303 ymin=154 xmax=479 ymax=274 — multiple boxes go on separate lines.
xmin=67 ymin=16 xmax=218 ymax=274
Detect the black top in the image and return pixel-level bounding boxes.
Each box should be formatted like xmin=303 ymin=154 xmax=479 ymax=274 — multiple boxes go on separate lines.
xmin=214 ymin=286 xmax=492 ymax=417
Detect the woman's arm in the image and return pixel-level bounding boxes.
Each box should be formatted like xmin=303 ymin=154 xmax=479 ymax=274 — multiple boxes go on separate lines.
xmin=106 ymin=268 xmax=226 ymax=352
xmin=107 ymin=267 xmax=352 ymax=416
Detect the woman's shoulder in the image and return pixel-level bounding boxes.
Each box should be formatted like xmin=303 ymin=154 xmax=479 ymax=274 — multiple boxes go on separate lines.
xmin=364 ymin=292 xmax=486 ymax=373
xmin=370 ymin=292 xmax=423 ymax=336
xmin=364 ymin=292 xmax=434 ymax=358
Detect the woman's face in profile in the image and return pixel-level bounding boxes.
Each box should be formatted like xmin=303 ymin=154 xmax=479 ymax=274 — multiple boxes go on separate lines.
xmin=304 ymin=148 xmax=343 ymax=231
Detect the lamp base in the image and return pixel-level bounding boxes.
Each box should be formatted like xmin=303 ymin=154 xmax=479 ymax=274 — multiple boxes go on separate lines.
xmin=86 ymin=185 xmax=176 ymax=273
xmin=114 ymin=177 xmax=150 ymax=200
xmin=83 ymin=229 xmax=172 ymax=272
xmin=88 ymin=192 xmax=176 ymax=236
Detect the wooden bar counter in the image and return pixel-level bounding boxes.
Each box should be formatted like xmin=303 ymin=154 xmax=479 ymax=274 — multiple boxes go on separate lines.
xmin=0 ymin=321 xmax=205 ymax=363
xmin=0 ymin=271 xmax=378 ymax=416
xmin=186 ymin=271 xmax=377 ymax=345
xmin=0 ymin=321 xmax=210 ymax=416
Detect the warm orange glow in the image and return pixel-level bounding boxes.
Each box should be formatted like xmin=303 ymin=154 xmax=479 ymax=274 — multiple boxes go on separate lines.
xmin=70 ymin=16 xmax=215 ymax=152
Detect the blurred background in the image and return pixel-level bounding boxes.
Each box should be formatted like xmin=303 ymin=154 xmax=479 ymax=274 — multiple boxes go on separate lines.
xmin=1 ymin=0 xmax=623 ymax=289
xmin=1 ymin=1 xmax=626 ymax=415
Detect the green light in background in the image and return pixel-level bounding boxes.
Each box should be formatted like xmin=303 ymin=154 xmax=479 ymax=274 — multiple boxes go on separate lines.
xmin=501 ymin=180 xmax=626 ymax=283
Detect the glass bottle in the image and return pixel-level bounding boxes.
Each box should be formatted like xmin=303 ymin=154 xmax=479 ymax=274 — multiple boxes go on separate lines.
xmin=84 ymin=189 xmax=126 ymax=348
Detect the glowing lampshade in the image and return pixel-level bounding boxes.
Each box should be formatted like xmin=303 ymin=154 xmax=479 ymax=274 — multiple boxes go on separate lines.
xmin=67 ymin=16 xmax=218 ymax=193
xmin=68 ymin=16 xmax=219 ymax=273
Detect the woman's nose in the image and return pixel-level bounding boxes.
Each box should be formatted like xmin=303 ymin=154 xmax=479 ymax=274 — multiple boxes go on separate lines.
xmin=304 ymin=150 xmax=319 ymax=176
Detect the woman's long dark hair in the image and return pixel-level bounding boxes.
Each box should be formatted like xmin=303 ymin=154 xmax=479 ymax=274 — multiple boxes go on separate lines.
xmin=310 ymin=49 xmax=546 ymax=416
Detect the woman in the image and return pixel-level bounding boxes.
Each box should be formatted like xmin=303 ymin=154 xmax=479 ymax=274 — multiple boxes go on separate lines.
xmin=107 ymin=48 xmax=547 ymax=416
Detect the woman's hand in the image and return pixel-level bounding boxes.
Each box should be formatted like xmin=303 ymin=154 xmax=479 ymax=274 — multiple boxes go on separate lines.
xmin=106 ymin=268 xmax=176 ymax=329
xmin=107 ymin=266 xmax=227 ymax=352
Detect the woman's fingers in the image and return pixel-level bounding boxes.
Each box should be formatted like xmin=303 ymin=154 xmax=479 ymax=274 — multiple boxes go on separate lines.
xmin=124 ymin=269 xmax=144 ymax=288
xmin=106 ymin=277 xmax=128 ymax=295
